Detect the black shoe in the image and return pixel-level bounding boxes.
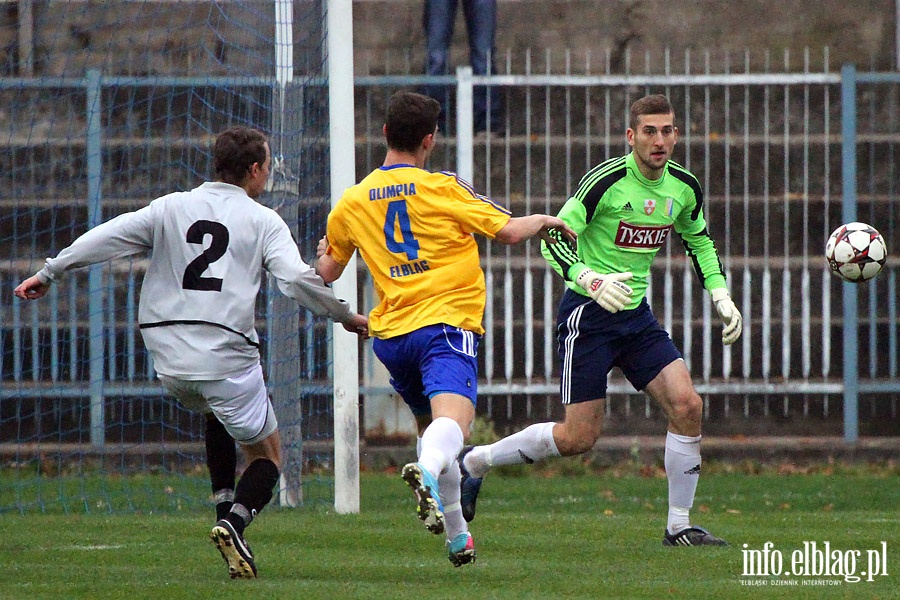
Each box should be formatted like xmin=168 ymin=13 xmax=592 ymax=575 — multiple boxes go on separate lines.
xmin=458 ymin=446 xmax=483 ymax=523
xmin=662 ymin=526 xmax=728 ymax=547
xmin=211 ymin=518 xmax=258 ymax=578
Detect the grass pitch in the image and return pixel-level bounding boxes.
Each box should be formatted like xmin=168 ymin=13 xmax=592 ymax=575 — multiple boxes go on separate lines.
xmin=3 ymin=465 xmax=899 ymax=599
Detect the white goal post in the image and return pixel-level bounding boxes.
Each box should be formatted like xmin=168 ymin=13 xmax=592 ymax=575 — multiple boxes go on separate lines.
xmin=326 ymin=0 xmax=361 ymax=514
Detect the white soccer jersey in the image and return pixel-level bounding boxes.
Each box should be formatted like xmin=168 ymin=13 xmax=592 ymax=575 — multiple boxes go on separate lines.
xmin=38 ymin=181 xmax=351 ymax=379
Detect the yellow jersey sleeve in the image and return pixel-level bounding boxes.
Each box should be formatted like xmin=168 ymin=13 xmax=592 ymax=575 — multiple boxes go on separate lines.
xmin=325 ymin=199 xmax=355 ymax=266
xmin=435 ymin=171 xmax=511 ymax=238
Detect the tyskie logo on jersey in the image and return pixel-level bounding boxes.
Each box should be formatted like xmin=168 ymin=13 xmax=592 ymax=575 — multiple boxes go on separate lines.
xmin=615 ymin=221 xmax=673 ymax=248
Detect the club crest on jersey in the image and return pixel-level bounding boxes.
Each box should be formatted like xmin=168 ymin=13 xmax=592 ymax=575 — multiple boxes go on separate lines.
xmin=615 ymin=221 xmax=673 ymax=248
xmin=643 ymin=199 xmax=656 ymax=215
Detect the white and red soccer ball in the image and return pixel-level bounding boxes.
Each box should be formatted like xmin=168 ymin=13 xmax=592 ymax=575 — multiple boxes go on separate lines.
xmin=825 ymin=222 xmax=887 ymax=283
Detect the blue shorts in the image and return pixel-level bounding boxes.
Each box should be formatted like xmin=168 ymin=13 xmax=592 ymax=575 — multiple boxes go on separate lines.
xmin=372 ymin=324 xmax=480 ymax=416
xmin=557 ymin=290 xmax=682 ymax=404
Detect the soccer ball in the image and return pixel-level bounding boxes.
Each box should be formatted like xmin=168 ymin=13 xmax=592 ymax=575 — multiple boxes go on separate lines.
xmin=825 ymin=222 xmax=887 ymax=283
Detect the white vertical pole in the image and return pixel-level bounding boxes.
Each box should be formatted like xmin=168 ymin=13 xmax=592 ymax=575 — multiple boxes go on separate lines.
xmin=327 ymin=0 xmax=360 ymax=514
xmin=275 ymin=0 xmax=293 ymax=86
xmin=456 ymin=66 xmax=474 ymax=181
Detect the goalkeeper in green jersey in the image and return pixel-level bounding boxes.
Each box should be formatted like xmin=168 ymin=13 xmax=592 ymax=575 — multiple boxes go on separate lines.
xmin=458 ymin=94 xmax=741 ymax=547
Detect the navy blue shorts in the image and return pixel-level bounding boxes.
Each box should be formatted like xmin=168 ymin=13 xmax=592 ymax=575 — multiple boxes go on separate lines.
xmin=557 ymin=289 xmax=682 ymax=404
xmin=372 ymin=324 xmax=480 ymax=416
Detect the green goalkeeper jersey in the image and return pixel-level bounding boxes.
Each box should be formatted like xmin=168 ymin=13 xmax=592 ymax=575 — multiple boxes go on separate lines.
xmin=542 ymin=152 xmax=727 ymax=310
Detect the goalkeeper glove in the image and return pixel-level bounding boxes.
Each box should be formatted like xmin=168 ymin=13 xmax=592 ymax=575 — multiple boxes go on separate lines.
xmin=575 ymin=268 xmax=633 ymax=313
xmin=711 ymin=287 xmax=742 ymax=345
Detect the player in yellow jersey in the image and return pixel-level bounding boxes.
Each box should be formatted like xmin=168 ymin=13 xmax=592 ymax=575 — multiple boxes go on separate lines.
xmin=317 ymin=91 xmax=574 ymax=566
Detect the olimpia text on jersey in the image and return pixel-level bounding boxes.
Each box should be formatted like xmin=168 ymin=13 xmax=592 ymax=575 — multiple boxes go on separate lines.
xmin=370 ymin=182 xmax=417 ymax=201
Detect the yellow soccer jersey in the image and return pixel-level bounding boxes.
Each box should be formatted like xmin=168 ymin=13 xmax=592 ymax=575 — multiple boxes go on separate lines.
xmin=326 ymin=164 xmax=511 ymax=338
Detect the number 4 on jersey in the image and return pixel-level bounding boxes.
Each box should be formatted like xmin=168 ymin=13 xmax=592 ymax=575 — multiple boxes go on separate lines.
xmin=383 ymin=200 xmax=420 ymax=260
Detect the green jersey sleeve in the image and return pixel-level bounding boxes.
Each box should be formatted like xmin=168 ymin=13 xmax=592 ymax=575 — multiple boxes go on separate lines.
xmin=540 ymin=196 xmax=589 ymax=282
xmin=667 ymin=163 xmax=727 ymax=292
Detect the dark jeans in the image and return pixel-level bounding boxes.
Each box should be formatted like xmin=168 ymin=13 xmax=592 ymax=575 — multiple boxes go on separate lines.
xmin=423 ymin=0 xmax=503 ymax=132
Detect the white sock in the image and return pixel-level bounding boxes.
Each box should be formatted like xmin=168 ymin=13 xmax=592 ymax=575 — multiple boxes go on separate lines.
xmin=464 ymin=422 xmax=559 ymax=478
xmin=438 ymin=460 xmax=467 ymax=541
xmin=665 ymin=431 xmax=702 ymax=534
xmin=418 ymin=417 xmax=464 ymax=480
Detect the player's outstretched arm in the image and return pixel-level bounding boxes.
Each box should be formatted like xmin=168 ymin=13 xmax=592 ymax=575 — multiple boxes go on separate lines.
xmin=312 ymin=246 xmax=366 ymax=336
xmin=710 ymin=287 xmax=742 ymax=345
xmin=494 ymin=214 xmax=576 ymax=245
xmin=13 ymin=208 xmax=154 ymax=303
xmin=316 ymin=252 xmax=345 ymax=285
xmin=13 ymin=275 xmax=51 ymax=301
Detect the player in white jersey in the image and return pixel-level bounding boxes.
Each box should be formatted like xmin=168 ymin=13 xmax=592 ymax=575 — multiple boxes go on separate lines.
xmin=14 ymin=126 xmax=368 ymax=579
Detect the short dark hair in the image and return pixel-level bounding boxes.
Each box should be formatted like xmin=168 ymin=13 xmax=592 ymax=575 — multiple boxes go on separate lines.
xmin=213 ymin=126 xmax=268 ymax=185
xmin=384 ymin=92 xmax=441 ymax=152
xmin=629 ymin=94 xmax=675 ymax=130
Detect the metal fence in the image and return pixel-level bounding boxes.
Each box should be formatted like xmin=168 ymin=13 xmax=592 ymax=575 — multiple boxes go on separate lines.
xmin=353 ymin=52 xmax=900 ymax=440
xmin=2 ymin=52 xmax=899 ymax=443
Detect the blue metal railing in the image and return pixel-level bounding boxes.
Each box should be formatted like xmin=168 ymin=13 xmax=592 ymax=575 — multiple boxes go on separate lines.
xmin=2 ymin=67 xmax=899 ymax=443
xmin=838 ymin=65 xmax=900 ymax=441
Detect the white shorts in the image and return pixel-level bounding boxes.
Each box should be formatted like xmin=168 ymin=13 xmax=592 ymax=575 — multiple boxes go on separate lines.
xmin=158 ymin=364 xmax=278 ymax=445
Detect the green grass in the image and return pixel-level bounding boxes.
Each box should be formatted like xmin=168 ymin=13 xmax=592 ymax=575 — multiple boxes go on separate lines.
xmin=3 ymin=469 xmax=899 ymax=599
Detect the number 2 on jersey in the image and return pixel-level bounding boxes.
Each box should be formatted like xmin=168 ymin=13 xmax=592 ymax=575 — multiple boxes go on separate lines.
xmin=182 ymin=220 xmax=229 ymax=291
xmin=383 ymin=200 xmax=420 ymax=260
